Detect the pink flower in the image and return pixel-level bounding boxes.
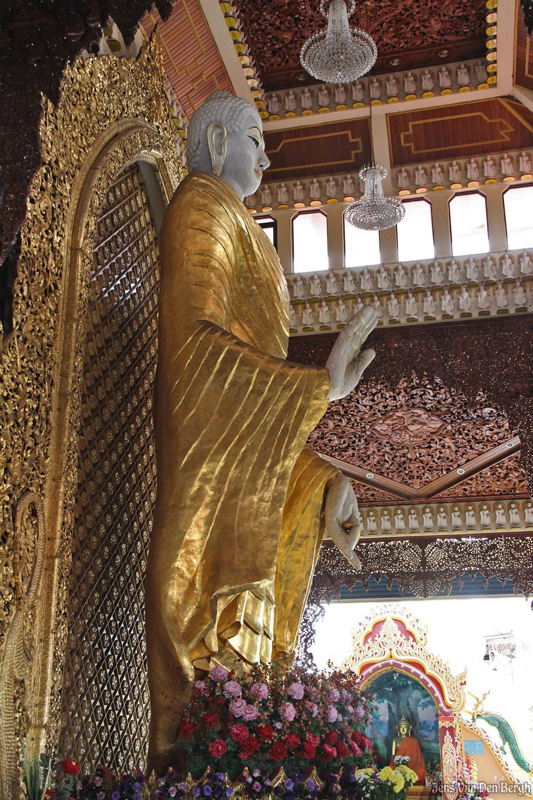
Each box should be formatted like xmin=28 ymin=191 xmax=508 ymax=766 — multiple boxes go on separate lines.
xmin=326 ymin=705 xmax=338 ymax=722
xmin=347 ymin=705 xmax=354 ymax=713
xmin=279 ymin=702 xmax=296 ymax=722
xmin=287 ymin=682 xmax=305 ymax=700
xmin=355 ymin=706 xmax=365 ymax=720
xmin=251 ymin=683 xmax=269 ymax=700
xmin=194 ymin=680 xmax=206 ymax=691
xmin=223 ymin=680 xmax=242 ymax=698
xmin=210 ymin=666 xmax=229 ymax=682
xmin=350 ymin=741 xmax=362 ymax=756
xmin=328 ymin=687 xmax=340 ymax=702
xmin=230 ymin=698 xmax=247 ymax=717
xmin=341 ymin=689 xmax=350 ymax=702
xmin=242 ymin=704 xmax=259 ymax=721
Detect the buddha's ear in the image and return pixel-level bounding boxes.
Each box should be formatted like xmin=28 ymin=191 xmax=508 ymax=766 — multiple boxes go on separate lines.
xmin=206 ymin=121 xmax=228 ymax=177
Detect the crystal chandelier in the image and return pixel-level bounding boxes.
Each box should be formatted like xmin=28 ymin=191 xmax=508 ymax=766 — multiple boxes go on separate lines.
xmin=300 ymin=0 xmax=377 ymax=84
xmin=344 ymin=164 xmax=405 ymax=231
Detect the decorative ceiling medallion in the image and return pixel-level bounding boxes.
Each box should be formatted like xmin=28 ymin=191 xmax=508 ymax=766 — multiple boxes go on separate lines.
xmin=368 ymin=408 xmax=445 ymax=446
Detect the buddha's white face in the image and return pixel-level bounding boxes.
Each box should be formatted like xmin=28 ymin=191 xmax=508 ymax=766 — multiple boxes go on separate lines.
xmin=221 ymin=113 xmax=270 ymax=199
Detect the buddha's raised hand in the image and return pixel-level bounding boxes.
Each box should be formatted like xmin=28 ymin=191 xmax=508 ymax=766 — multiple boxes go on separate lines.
xmin=325 ymin=306 xmax=378 ymax=401
xmin=325 ymin=472 xmax=362 ymax=569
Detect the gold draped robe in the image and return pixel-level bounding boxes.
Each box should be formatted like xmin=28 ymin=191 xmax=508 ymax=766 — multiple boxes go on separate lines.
xmin=146 ymin=173 xmax=338 ymax=772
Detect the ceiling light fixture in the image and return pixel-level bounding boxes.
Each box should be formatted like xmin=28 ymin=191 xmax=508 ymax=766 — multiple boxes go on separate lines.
xmin=300 ymin=0 xmax=377 ymax=83
xmin=344 ymin=105 xmax=405 ymax=231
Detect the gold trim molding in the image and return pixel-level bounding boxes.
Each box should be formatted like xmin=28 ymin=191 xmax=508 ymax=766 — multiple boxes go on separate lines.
xmin=0 ymin=39 xmax=183 ymax=799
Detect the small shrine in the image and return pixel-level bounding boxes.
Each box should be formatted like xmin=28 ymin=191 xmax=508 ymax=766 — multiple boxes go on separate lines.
xmin=346 ymin=605 xmax=533 ymax=800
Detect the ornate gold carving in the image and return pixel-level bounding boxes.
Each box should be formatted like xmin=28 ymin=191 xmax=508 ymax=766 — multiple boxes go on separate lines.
xmin=0 ymin=493 xmax=45 ymax=800
xmin=440 ymin=727 xmax=459 ymax=800
xmin=0 ymin=38 xmax=182 ymax=796
xmin=347 ymin=604 xmax=467 ymax=712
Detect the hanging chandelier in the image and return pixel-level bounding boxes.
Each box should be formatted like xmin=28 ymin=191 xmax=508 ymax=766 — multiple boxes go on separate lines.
xmin=344 ymin=164 xmax=405 ymax=231
xmin=300 ymin=0 xmax=377 ymax=84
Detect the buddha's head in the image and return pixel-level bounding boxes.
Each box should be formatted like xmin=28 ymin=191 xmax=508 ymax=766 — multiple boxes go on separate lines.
xmin=397 ymin=715 xmax=411 ymax=737
xmin=187 ymin=91 xmax=270 ymax=200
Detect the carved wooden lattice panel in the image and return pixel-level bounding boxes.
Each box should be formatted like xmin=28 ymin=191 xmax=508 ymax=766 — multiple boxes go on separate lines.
xmin=59 ymin=163 xmax=159 ymax=773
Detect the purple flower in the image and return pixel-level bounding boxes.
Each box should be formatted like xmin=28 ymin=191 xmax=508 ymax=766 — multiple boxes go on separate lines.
xmin=355 ymin=706 xmax=365 ymax=720
xmin=253 ymin=783 xmax=261 ymax=792
xmin=133 ymin=783 xmax=141 ymax=791
xmin=341 ymin=688 xmax=350 ymax=702
xmin=242 ymin=704 xmax=259 ymax=721
xmin=287 ymin=682 xmax=305 ymax=700
xmin=274 ymin=722 xmax=282 ymax=729
xmin=133 ymin=794 xmax=141 ymax=800
xmin=347 ymin=705 xmax=354 ymax=713
xmin=279 ymin=702 xmax=296 ymax=721
xmin=204 ymin=787 xmax=212 ymax=796
xmin=328 ymin=687 xmax=340 ymax=702
xmin=230 ymin=697 xmax=247 ymax=717
xmin=285 ymin=780 xmax=294 ymax=790
xmin=97 ymin=794 xmax=105 ymax=800
xmin=193 ymin=787 xmax=201 ymax=796
xmin=226 ymin=789 xmax=233 ymax=797
xmin=253 ymin=770 xmax=261 ymax=777
xmin=251 ymin=682 xmax=269 ymax=700
xmin=211 ymin=666 xmax=229 ymax=682
xmin=223 ymin=680 xmax=242 ymax=698
xmin=195 ymin=680 xmax=206 ymax=691
xmin=95 ymin=778 xmax=103 ymax=786
xmin=170 ymin=789 xmax=179 ymax=797
xmin=326 ymin=705 xmax=338 ymax=722
xmin=307 ymin=780 xmax=316 ymax=791
xmin=178 ymin=782 xmax=188 ymax=791
xmin=112 ymin=793 xmax=120 ymax=800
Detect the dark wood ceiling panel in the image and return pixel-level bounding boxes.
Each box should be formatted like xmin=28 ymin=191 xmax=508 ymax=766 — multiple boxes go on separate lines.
xmin=515 ymin=0 xmax=533 ymax=93
xmin=263 ymin=118 xmax=371 ymax=181
xmin=233 ymin=0 xmax=488 ymax=91
xmin=387 ymin=97 xmax=533 ymax=167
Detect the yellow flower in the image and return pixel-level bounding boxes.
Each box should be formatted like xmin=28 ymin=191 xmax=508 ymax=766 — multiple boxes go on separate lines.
xmin=392 ymin=774 xmax=405 ymax=793
xmin=379 ymin=767 xmax=397 ymax=782
xmin=396 ymin=765 xmax=418 ymax=785
xmin=355 ymin=768 xmax=376 ymax=778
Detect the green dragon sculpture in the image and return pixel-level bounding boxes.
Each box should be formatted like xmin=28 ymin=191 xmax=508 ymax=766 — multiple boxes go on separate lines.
xmin=472 ymin=705 xmax=533 ymax=776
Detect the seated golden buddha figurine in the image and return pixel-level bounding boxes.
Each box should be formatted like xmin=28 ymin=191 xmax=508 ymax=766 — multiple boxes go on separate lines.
xmin=145 ymin=90 xmax=378 ymax=774
xmin=390 ymin=715 xmax=427 ymax=784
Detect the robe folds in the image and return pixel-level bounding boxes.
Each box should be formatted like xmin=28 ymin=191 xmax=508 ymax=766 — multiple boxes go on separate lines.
xmin=146 ymin=173 xmax=338 ymax=770
xmin=391 ymin=737 xmax=427 ymax=785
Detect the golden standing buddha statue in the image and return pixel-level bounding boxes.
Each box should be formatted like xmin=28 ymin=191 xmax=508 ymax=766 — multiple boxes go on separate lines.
xmin=390 ymin=715 xmax=427 ymax=784
xmin=145 ymin=91 xmax=378 ymax=774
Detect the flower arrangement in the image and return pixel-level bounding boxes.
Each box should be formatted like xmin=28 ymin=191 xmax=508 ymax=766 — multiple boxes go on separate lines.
xmin=176 ymin=662 xmax=374 ymax=782
xmin=26 ymin=664 xmax=417 ymax=800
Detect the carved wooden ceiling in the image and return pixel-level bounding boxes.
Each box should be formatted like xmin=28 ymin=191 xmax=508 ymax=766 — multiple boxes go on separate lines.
xmin=233 ymin=0 xmax=489 ymax=90
xmin=288 ymin=317 xmax=533 ymax=509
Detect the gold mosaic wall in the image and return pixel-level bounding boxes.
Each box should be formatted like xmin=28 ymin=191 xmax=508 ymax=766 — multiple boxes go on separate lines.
xmin=59 ymin=163 xmax=159 ymax=773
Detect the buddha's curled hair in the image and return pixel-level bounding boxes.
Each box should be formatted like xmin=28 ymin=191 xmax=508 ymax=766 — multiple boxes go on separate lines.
xmin=186 ymin=90 xmax=262 ymax=173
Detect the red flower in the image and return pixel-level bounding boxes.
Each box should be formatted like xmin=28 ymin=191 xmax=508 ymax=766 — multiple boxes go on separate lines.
xmin=325 ymin=731 xmax=338 ymax=745
xmin=270 ymin=742 xmax=288 ymax=761
xmin=361 ymin=735 xmax=372 ymax=751
xmin=240 ymin=736 xmax=260 ymax=758
xmin=44 ymin=792 xmax=54 ymax=800
xmin=351 ymin=730 xmax=363 ymax=745
xmin=284 ymin=733 xmax=300 ymax=749
xmin=257 ymin=723 xmax=274 ymax=742
xmin=208 ymin=739 xmax=228 ymax=758
xmin=178 ymin=717 xmax=196 ymax=737
xmin=337 ymin=741 xmax=349 ymax=758
xmin=61 ymin=758 xmax=80 ymax=776
xmin=230 ymin=724 xmax=250 ymax=744
xmin=307 ymin=732 xmax=320 ymax=748
xmin=300 ymin=742 xmax=316 ymax=759
xmin=202 ymin=711 xmax=220 ymax=729
xmin=322 ymin=743 xmax=337 ymax=761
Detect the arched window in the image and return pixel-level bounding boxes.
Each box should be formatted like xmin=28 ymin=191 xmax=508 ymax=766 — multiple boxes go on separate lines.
xmin=503 ymin=185 xmax=533 ymax=250
xmin=292 ymin=210 xmax=329 ymax=273
xmin=449 ymin=191 xmax=489 ymax=256
xmin=344 ymin=216 xmax=381 ymax=268
xmin=397 ymin=199 xmax=434 ymax=262
xmin=256 ymin=215 xmax=277 ymax=249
